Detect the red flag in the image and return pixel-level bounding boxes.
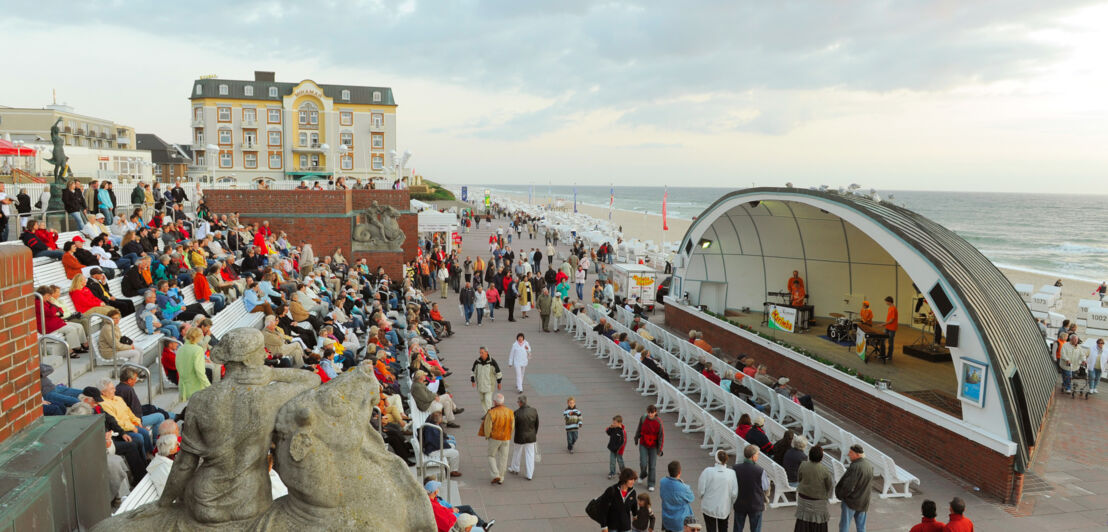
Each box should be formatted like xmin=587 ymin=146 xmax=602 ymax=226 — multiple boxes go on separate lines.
xmin=662 ymin=186 xmax=669 ymax=231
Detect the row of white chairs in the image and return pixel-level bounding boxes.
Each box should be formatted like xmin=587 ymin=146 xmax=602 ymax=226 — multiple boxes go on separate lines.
xmin=599 ymin=306 xmax=919 ymax=499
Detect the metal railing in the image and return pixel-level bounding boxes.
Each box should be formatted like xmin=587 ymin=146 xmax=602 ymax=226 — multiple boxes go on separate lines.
xmin=34 ymin=292 xmax=73 ymax=387
xmin=119 ymin=363 xmax=153 ymax=405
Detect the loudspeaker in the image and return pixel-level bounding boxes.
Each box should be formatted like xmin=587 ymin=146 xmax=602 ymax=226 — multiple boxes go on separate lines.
xmin=945 ymin=325 xmax=959 ymax=347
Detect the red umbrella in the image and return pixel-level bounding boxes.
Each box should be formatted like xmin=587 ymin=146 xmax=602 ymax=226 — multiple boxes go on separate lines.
xmin=0 ymin=139 xmax=36 ymax=156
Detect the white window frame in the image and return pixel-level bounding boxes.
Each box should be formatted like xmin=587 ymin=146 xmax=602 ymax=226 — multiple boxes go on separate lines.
xmin=309 ymin=132 xmax=319 ymax=146
xmin=219 ymin=84 xmax=229 ymax=95
xmin=373 ymin=91 xmax=382 ymax=102
xmin=218 ymin=129 xmax=232 ymax=145
xmin=269 ymin=86 xmax=278 ymax=98
xmin=340 ymin=111 xmax=353 ymax=126
xmin=195 ymin=84 xmax=203 ymax=95
xmin=342 ymin=89 xmax=351 ymax=101
xmin=244 ymin=85 xmax=254 ymax=97
xmin=341 ymin=155 xmax=353 ymax=170
xmin=269 ymin=152 xmax=282 ymax=169
xmin=372 ymin=113 xmax=383 ymax=128
xmin=217 ymin=107 xmax=231 ymax=122
xmin=298 ymin=154 xmax=308 ymax=168
xmin=195 ymin=129 xmax=204 ymax=143
xmin=340 ymin=132 xmax=353 ymax=147
xmin=193 ymin=107 xmax=203 ymax=121
xmin=244 ymin=152 xmax=258 ymax=169
xmin=371 ymin=134 xmax=384 ymax=149
xmin=243 ymin=108 xmax=256 ymax=122
xmin=372 ymin=154 xmax=384 ymax=170
xmin=244 ymin=130 xmax=257 ymax=146
xmin=298 ymin=132 xmax=308 ymax=147
xmin=268 ymin=108 xmax=281 ymax=123
xmin=268 ymin=130 xmax=281 ymax=146
xmin=219 ymin=151 xmax=232 ymax=168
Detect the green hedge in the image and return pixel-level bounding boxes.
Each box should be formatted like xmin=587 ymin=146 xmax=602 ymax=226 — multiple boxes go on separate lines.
xmin=412 ymin=180 xmax=456 ymax=201
xmin=703 ymin=310 xmax=879 ymax=386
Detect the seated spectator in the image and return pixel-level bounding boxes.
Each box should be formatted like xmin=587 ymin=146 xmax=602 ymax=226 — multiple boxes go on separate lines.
xmin=693 ymin=331 xmax=713 ymax=353
xmin=87 ymin=268 xmax=135 ymax=316
xmin=20 ymin=220 xmax=63 ymax=259
xmin=147 ymin=435 xmax=179 ymax=497
xmin=262 ymin=315 xmax=306 ymax=367
xmin=116 ymin=366 xmax=169 ymax=433
xmin=121 ymin=256 xmax=154 ymax=298
xmin=62 ymin=241 xmax=86 ymax=279
xmin=34 ymin=285 xmax=88 ymax=358
xmin=161 ymin=341 xmax=179 ymax=384
xmin=419 ymin=411 xmax=462 ymax=478
xmin=424 ymin=480 xmax=492 ymax=531
xmin=137 ymin=290 xmax=182 ymax=340
xmin=754 ymin=364 xmax=776 ymax=387
xmin=97 ymin=309 xmax=143 ymax=364
xmin=773 ymin=429 xmax=795 ymax=465
xmin=411 ymin=370 xmax=461 ymax=428
xmin=744 ymin=416 xmax=774 ymax=455
xmin=40 ymin=363 xmax=82 ymax=414
xmin=91 ymin=381 xmax=154 ymax=456
xmin=69 ymin=273 xmax=113 ymax=317
xmin=735 ymin=413 xmax=753 ymax=439
xmin=727 ymin=371 xmax=753 ymax=398
xmin=701 ymin=362 xmax=721 ymax=385
xmin=244 ymin=279 xmax=275 ymax=315
xmin=784 ymin=435 xmax=808 ymax=484
xmin=191 ymin=266 xmax=226 ymax=314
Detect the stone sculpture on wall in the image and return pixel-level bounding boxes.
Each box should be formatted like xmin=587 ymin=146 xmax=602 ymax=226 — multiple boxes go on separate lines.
xmin=91 ymin=328 xmax=435 ymax=532
xmin=352 ymin=200 xmax=406 ymax=251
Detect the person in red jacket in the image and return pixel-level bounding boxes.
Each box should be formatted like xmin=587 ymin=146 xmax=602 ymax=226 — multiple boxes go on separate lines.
xmin=633 ymin=404 xmax=664 ymax=492
xmin=942 ymin=497 xmax=974 ymax=532
xmin=701 ymin=361 xmax=721 ymax=385
xmin=910 ymin=499 xmax=945 ymax=532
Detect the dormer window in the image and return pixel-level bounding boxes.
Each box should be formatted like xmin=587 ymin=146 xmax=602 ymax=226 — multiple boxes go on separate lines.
xmin=269 ymin=87 xmax=278 ymax=98
xmin=244 ymin=85 xmax=254 ymax=97
xmin=342 ymin=89 xmax=351 ymax=101
xmin=219 ymin=84 xmax=228 ymax=95
xmin=372 ymin=91 xmax=382 ymax=102
xmin=195 ymin=84 xmax=203 ymax=95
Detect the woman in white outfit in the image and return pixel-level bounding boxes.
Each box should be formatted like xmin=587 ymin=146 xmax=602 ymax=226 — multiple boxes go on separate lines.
xmin=508 ymin=333 xmax=531 ymax=393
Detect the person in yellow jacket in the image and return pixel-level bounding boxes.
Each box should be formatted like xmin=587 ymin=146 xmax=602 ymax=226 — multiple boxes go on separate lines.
xmin=479 ymin=393 xmax=515 ymax=484
xmin=518 ymin=275 xmax=535 ymax=318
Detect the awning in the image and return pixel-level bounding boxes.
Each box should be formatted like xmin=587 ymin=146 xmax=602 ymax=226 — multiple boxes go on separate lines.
xmin=418 ymin=211 xmax=458 ymax=233
xmin=287 ymin=172 xmax=331 ymax=180
xmin=0 ymin=139 xmax=35 ymax=156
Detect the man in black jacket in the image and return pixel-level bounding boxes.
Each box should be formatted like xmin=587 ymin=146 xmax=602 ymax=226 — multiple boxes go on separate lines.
xmin=240 ymin=247 xmax=264 ymax=278
xmin=595 ymin=468 xmax=637 ymax=532
xmin=459 ymin=282 xmax=476 ymax=326
xmin=87 ymin=268 xmax=135 ymax=316
xmin=120 ymin=256 xmax=153 ymax=298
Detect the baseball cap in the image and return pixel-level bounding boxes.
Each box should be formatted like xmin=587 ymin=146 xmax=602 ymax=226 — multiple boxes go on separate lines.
xmin=95 ymin=213 xmax=105 ymax=219
xmin=72 ymin=235 xmax=85 ymax=243
xmin=81 ymin=386 xmax=103 ymax=402
xmin=424 ymin=480 xmax=441 ymax=494
xmin=683 ymin=516 xmax=702 ymax=529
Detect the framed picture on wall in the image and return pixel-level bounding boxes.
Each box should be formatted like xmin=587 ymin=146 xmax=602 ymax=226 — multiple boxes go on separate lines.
xmin=958 ymin=358 xmax=989 ymax=408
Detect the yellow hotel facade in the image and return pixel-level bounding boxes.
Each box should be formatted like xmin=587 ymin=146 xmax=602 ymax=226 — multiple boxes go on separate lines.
xmin=188 ymin=71 xmax=397 ymax=183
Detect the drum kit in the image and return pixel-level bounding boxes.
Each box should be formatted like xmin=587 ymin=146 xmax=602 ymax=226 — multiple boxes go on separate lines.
xmin=826 ymin=312 xmax=857 ymax=342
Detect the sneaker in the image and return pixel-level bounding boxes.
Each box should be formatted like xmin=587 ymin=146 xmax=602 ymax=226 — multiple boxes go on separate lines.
xmin=648 ymin=486 xmax=655 ymax=492
xmin=607 ymin=474 xmax=614 ymax=480
xmin=465 ymin=322 xmax=470 ymax=326
xmin=485 ymin=520 xmax=495 ymax=531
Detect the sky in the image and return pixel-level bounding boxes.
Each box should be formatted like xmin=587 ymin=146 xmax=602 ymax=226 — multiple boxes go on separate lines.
xmin=3 ymin=1 xmax=1107 ymax=192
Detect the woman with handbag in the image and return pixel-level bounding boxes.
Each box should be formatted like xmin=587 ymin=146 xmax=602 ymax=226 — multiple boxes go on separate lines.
xmin=97 ymin=309 xmax=142 ymax=365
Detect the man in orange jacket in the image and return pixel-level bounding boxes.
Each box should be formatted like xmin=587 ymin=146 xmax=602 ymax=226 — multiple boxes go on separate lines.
xmin=479 ymin=393 xmax=515 ymax=485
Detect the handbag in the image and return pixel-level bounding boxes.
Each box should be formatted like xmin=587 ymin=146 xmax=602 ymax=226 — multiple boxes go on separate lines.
xmin=535 ymin=443 xmax=542 ymax=463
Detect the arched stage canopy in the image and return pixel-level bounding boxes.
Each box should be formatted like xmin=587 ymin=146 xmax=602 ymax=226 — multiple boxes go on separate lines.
xmin=673 ymin=187 xmax=1054 ymax=470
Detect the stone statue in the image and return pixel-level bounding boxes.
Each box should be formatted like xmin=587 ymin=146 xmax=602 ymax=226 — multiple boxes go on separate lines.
xmin=44 ymin=117 xmax=68 ymax=212
xmin=254 ymin=364 xmax=436 ymax=531
xmin=352 ymin=200 xmax=406 ymax=251
xmin=91 ymin=328 xmax=435 ymax=531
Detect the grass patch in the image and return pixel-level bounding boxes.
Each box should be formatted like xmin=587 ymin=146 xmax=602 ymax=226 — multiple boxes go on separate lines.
xmin=411 ymin=179 xmax=456 ymax=201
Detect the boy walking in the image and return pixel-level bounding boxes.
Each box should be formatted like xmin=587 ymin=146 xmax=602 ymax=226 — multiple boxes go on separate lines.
xmin=563 ymin=396 xmax=583 ymax=453
xmin=606 ymin=415 xmax=628 ymax=479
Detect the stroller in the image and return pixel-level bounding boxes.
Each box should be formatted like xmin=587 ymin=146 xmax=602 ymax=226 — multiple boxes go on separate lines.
xmin=1069 ymin=364 xmax=1090 ymax=399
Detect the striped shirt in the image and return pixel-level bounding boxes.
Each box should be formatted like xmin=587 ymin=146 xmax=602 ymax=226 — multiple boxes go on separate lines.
xmin=563 ymin=408 xmax=583 ymax=431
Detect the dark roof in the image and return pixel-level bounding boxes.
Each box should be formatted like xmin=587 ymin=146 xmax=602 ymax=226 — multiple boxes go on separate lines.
xmin=189 ymin=78 xmax=396 ymax=106
xmin=682 ymin=187 xmax=1055 ymax=471
xmin=136 ymin=133 xmax=192 ymax=164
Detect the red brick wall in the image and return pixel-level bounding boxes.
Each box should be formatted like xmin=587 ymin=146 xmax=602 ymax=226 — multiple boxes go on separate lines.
xmin=0 ymin=245 xmax=43 ymax=443
xmin=203 ymin=189 xmax=352 ymax=215
xmin=666 ymin=304 xmax=1021 ymax=502
xmin=351 ymin=189 xmax=410 ymax=211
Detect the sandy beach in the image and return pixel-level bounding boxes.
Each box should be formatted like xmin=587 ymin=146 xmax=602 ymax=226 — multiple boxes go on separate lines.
xmin=491 ymin=191 xmax=1101 ymax=325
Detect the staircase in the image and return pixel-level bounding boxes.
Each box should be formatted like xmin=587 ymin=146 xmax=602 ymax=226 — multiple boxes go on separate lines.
xmin=12 ymin=169 xmax=45 ymax=183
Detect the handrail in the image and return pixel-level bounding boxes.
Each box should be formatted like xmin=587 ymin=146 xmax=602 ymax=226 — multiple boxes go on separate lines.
xmin=119 ymin=362 xmax=153 ymax=405
xmin=88 ymin=314 xmax=114 ymax=374
xmin=33 ymin=292 xmax=72 ymax=386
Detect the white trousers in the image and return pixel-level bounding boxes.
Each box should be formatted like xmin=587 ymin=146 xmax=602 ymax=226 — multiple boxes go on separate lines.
xmin=488 ymin=439 xmax=510 ymax=479
xmin=509 ymin=442 xmax=536 ymax=479
xmin=427 ymin=394 xmax=457 ymax=422
xmin=432 ymin=447 xmax=461 ymax=473
xmin=113 ymin=349 xmax=143 ymax=365
xmin=514 ymin=364 xmax=527 ymax=392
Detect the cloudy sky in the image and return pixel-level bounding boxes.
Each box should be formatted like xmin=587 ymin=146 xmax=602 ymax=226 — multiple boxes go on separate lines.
xmin=4 ymin=1 xmax=1107 ymax=192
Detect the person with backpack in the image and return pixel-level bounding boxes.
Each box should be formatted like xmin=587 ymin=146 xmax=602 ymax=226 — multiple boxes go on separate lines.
xmin=634 ymin=404 xmax=665 ymax=492
xmin=590 ymin=467 xmax=638 ymax=532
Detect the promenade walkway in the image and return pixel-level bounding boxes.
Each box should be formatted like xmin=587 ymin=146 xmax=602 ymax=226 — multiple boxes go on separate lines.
xmin=430 ymin=218 xmax=1107 ymax=531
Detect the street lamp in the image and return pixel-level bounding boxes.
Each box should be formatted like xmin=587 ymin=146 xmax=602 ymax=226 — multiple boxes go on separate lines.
xmin=320 ymin=143 xmax=330 ymax=177
xmin=336 ymin=144 xmax=349 ymax=179
xmin=205 ymin=143 xmax=219 ymax=182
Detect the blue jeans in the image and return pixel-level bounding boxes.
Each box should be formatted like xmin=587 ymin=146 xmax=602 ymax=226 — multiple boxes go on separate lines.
xmin=609 ymin=451 xmax=625 ymax=476
xmin=487 ymin=304 xmax=495 ymax=319
xmin=132 ymin=426 xmax=154 ymax=455
xmin=839 ymin=503 xmax=867 ymax=532
xmin=100 ymin=207 xmax=114 ymax=221
xmin=463 ymin=304 xmax=474 ymax=324
xmin=34 ymin=249 xmax=64 ymax=259
xmin=732 ymin=510 xmax=761 ymax=532
xmin=1089 ymin=368 xmax=1102 ymax=391
xmin=1062 ymin=369 xmax=1073 ymax=391
xmin=576 ymin=283 xmax=584 ymax=300
xmin=209 ymin=293 xmax=227 ymax=313
xmin=638 ymin=445 xmax=658 ymax=488
xmin=68 ymin=212 xmax=85 ymax=231
xmin=566 ymin=429 xmax=578 ymax=450
xmin=44 ymin=385 xmax=82 ymax=408
xmin=157 ymin=323 xmax=182 ymax=341
xmin=142 ymin=413 xmax=167 ymax=437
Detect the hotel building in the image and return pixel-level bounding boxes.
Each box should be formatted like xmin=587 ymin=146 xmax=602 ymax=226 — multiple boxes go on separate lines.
xmin=188 ymin=71 xmax=397 ymax=183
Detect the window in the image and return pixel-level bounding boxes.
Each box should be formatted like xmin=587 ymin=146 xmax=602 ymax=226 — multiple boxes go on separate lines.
xmin=340 ymin=132 xmax=353 ymax=147
xmin=195 ymin=84 xmax=203 ymax=95
xmin=244 ymin=152 xmax=257 ymax=169
xmin=371 ymin=133 xmax=384 ymax=149
xmin=341 ymin=89 xmax=351 ymax=101
xmin=372 ymin=153 xmax=384 ymax=170
xmin=193 ymin=107 xmax=203 ymax=121
xmin=309 ymin=132 xmax=319 ymax=146
xmin=219 ymin=84 xmax=228 ymax=95
xmin=372 ymin=113 xmax=383 ymax=128
xmin=243 ymin=130 xmax=257 ymax=147
xmin=298 ymin=154 xmax=308 ymax=168
xmin=219 ymin=150 xmax=232 ymax=168
xmin=218 ymin=128 xmax=232 ymax=145
xmin=269 ymin=86 xmax=278 ymax=98
xmin=268 ymin=108 xmax=281 ymax=124
xmin=195 ymin=129 xmax=204 ymax=144
xmin=309 ymin=154 xmax=319 ymax=167
xmin=244 ymin=85 xmax=254 ymax=97
xmin=373 ymin=91 xmax=382 ymax=102
xmin=340 ymin=111 xmax=353 ymax=126
xmin=269 ymin=151 xmax=282 ymax=169
xmin=243 ymin=108 xmax=256 ymax=123
xmin=268 ymin=130 xmax=281 ymax=146
xmin=341 ymin=155 xmax=353 ymax=170
xmin=298 ymin=132 xmax=308 ymax=147
xmin=218 ymin=107 xmax=231 ymax=122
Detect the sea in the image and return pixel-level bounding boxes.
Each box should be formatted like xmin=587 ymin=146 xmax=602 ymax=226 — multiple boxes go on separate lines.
xmin=475 ymin=185 xmax=1108 ymax=284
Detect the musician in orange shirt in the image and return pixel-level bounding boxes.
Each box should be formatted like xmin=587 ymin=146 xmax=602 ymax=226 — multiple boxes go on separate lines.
xmin=881 ymin=296 xmax=898 ymax=358
xmin=859 ymin=301 xmax=873 ymax=325
xmin=787 ymin=270 xmax=806 ymax=306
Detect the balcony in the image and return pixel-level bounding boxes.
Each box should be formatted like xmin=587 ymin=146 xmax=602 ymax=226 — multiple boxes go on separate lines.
xmin=242 ymin=118 xmax=258 ymax=127
xmin=191 ymin=118 xmax=205 ymax=127
xmin=299 ymin=165 xmax=326 ymax=172
xmin=299 ymin=123 xmax=318 ymax=130
xmin=242 ymin=141 xmax=258 ymax=150
xmin=64 ymin=126 xmax=72 ymax=133
xmin=116 ymin=136 xmax=130 ymax=145
xmin=75 ymin=129 xmax=85 ymax=135
xmin=370 ymin=123 xmax=384 ymax=132
xmin=291 ymin=142 xmax=323 ymax=153
xmin=100 ymin=132 xmax=108 ymax=139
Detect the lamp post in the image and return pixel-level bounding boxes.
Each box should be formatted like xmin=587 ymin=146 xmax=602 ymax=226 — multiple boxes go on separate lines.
xmin=336 ymin=144 xmax=349 ymax=180
xmin=320 ymin=143 xmax=331 ymax=179
xmin=205 ymin=143 xmax=219 ymax=182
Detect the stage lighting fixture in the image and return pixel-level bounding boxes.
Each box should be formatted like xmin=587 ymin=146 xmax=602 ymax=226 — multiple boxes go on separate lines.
xmin=699 ymin=239 xmax=713 ymax=249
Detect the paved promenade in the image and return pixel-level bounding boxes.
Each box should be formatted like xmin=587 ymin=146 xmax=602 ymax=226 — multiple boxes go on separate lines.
xmin=429 ymin=220 xmax=1108 ymax=531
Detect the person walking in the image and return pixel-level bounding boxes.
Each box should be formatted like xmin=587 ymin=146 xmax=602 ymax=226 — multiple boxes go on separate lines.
xmin=633 ymin=404 xmax=665 ymax=492
xmin=508 ymin=394 xmax=539 ymax=480
xmin=942 ymin=498 xmax=973 ymax=532
xmin=460 ymin=282 xmax=476 ymax=326
xmin=471 ymin=347 xmax=503 ymax=413
xmin=538 ymin=287 xmax=554 ymax=332
xmin=908 ymin=500 xmax=944 ymax=532
xmin=606 ymin=415 xmax=628 ymax=479
xmin=1059 ymin=333 xmax=1087 ymax=393
xmin=835 ymin=445 xmax=874 ymax=532
xmin=507 ymin=333 xmax=531 ymax=393
xmin=438 ymin=265 xmax=449 ymax=299
xmin=1086 ymin=338 xmax=1106 ymax=394
xmin=474 ymin=285 xmax=488 ymax=326
xmin=698 ymin=450 xmax=738 ymax=532
xmin=563 ymin=396 xmax=583 ymax=453
xmin=732 ymin=444 xmax=769 ymax=532
xmin=795 ymin=445 xmax=834 ymax=532
xmin=660 ymin=461 xmax=695 ymax=532
xmin=505 ymin=273 xmax=518 ymax=322
xmin=595 ymin=468 xmax=638 ymax=532
xmin=479 ymin=393 xmax=514 ymax=485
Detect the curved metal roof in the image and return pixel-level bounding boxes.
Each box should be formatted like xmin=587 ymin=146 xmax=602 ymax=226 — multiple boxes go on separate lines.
xmin=679 ymin=187 xmax=1055 ymax=470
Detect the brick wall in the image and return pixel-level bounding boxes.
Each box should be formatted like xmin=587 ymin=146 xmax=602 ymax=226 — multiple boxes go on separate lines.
xmin=351 ymin=189 xmax=410 ymax=211
xmin=666 ymin=304 xmax=1021 ymax=503
xmin=203 ymin=189 xmax=352 ymax=215
xmin=0 ymin=245 xmax=43 ymax=443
